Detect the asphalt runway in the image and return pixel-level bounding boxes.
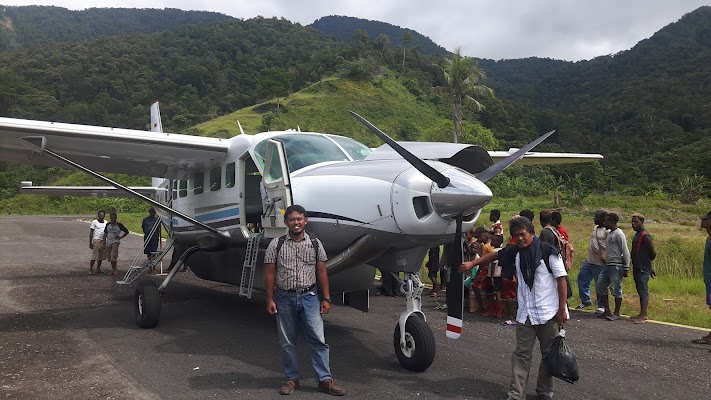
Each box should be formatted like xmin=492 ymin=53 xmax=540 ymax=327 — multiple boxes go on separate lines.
xmin=1 ymin=216 xmax=709 ymax=399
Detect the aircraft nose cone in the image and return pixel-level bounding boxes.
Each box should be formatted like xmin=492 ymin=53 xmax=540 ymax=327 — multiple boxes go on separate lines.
xmin=430 ymin=168 xmax=492 ymax=218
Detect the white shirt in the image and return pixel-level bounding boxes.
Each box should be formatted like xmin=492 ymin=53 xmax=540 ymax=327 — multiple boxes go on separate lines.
xmin=515 ymin=252 xmax=569 ymax=325
xmin=90 ymin=219 xmax=107 ymax=240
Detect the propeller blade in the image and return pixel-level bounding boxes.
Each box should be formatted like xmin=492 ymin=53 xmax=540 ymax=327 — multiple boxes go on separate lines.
xmin=446 ymin=215 xmax=464 ymax=339
xmin=476 ymin=130 xmax=556 ymax=183
xmin=350 ymin=111 xmax=450 ymax=188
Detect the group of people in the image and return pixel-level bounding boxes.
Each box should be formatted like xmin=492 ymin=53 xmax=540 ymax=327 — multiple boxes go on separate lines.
xmin=87 ymin=208 xmax=162 ymax=276
xmin=88 ymin=210 xmax=129 ymax=275
xmin=450 ymin=207 xmax=660 ymax=399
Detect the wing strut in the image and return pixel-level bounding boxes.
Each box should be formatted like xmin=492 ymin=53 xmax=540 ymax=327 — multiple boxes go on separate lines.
xmin=19 ymin=137 xmax=229 ymax=241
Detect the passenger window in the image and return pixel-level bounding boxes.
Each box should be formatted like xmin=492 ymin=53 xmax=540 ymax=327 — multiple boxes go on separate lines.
xmin=194 ymin=172 xmax=204 ymax=195
xmin=210 ymin=167 xmax=221 ymax=191
xmin=172 ymin=180 xmax=177 ymax=200
xmin=225 ymin=163 xmax=236 ymax=188
xmin=179 ymin=180 xmax=188 ymax=198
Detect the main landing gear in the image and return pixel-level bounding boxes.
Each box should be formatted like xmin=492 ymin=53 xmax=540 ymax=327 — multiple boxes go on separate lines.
xmin=393 ymin=272 xmax=436 ymax=371
xmin=133 ymin=244 xmax=201 ymax=329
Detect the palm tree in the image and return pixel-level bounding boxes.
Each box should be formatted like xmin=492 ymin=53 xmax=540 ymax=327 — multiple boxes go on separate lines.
xmin=435 ymin=47 xmax=493 ymax=143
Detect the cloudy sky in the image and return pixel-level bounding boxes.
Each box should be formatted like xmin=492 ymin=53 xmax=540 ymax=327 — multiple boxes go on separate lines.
xmin=3 ymin=0 xmax=710 ymax=60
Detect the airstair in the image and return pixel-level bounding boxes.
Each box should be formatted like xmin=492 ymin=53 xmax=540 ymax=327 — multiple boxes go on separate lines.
xmin=239 ymin=232 xmax=263 ymax=299
xmin=117 ymin=217 xmax=174 ymax=285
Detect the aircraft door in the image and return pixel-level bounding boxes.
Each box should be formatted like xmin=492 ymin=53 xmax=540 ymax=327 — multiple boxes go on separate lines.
xmin=260 ymin=139 xmax=293 ymax=237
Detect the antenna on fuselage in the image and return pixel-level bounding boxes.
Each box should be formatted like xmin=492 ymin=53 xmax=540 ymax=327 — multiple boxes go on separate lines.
xmin=237 ymin=121 xmax=246 ymax=135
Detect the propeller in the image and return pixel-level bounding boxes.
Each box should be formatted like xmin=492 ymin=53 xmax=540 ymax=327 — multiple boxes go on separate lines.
xmin=445 ymin=214 xmax=465 ymax=338
xmin=350 ymin=111 xmax=450 ymax=188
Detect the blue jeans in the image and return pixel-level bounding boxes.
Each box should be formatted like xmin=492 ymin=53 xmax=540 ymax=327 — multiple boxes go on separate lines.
xmin=274 ymin=287 xmax=331 ymax=382
xmin=597 ymin=265 xmax=623 ymax=299
xmin=633 ymin=269 xmax=650 ymax=299
xmin=577 ymin=261 xmax=604 ymax=307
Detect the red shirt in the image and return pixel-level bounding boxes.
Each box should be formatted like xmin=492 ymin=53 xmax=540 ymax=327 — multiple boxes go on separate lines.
xmin=556 ymin=225 xmax=569 ymax=241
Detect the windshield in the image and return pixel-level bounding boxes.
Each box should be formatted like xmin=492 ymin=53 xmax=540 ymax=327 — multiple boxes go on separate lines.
xmin=327 ymin=135 xmax=372 ymax=160
xmin=254 ymin=134 xmax=351 ymax=172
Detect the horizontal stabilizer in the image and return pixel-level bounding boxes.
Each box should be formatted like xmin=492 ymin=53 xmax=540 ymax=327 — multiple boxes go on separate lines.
xmin=20 ymin=183 xmax=166 ymax=198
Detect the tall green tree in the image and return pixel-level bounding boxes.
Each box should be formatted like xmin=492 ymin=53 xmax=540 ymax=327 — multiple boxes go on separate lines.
xmin=435 ymin=47 xmax=493 ymax=143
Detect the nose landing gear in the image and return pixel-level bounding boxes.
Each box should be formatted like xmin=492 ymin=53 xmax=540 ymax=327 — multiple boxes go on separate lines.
xmin=393 ymin=272 xmax=436 ymax=371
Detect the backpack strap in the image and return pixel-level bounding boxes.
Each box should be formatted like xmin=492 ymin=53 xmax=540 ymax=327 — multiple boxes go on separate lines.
xmin=274 ymin=232 xmax=320 ymax=270
xmin=541 ymin=242 xmax=554 ymax=274
xmin=635 ymin=230 xmax=648 ymax=257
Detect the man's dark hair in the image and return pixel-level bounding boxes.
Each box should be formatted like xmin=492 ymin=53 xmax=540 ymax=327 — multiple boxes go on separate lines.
xmin=539 ymin=210 xmax=553 ymax=226
xmin=148 ymin=207 xmax=156 ymax=214
xmin=284 ymin=204 xmax=307 ymax=218
xmin=519 ymin=209 xmax=534 ymax=222
xmin=606 ymin=212 xmax=619 ymax=224
xmin=490 ymin=209 xmax=501 ymax=220
xmin=98 ymin=210 xmax=105 ymax=215
xmin=510 ymin=217 xmax=535 ymax=236
xmin=551 ymin=211 xmax=563 ymax=226
xmin=594 ymin=209 xmax=608 ymax=221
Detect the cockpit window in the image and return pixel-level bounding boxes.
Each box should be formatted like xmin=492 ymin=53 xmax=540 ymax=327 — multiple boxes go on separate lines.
xmin=254 ymin=134 xmax=352 ymax=172
xmin=327 ymin=135 xmax=372 ymax=160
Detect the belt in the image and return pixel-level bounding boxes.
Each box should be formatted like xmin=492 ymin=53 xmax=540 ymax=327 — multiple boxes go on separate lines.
xmin=283 ymin=284 xmax=316 ymax=294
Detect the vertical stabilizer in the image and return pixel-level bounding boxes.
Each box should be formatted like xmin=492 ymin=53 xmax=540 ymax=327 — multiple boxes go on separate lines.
xmin=150 ymin=101 xmax=166 ymax=189
xmin=150 ymin=101 xmax=163 ymax=133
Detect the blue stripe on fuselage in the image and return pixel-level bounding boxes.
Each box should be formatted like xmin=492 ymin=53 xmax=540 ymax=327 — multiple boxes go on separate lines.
xmin=195 ymin=207 xmax=239 ymax=222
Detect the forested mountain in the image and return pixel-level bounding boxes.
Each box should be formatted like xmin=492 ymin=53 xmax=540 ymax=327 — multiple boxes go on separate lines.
xmin=0 ymin=17 xmax=343 ymax=130
xmin=311 ymin=15 xmax=448 ymax=57
xmin=479 ymin=6 xmax=711 ymax=190
xmin=0 ymin=6 xmax=233 ymax=51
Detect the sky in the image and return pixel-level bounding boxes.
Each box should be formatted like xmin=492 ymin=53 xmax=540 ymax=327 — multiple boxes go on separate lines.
xmin=3 ymin=0 xmax=711 ymax=61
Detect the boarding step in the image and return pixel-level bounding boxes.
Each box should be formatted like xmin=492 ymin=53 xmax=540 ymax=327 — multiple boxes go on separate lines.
xmin=117 ymin=239 xmax=174 ymax=285
xmin=239 ymin=232 xmax=263 ymax=299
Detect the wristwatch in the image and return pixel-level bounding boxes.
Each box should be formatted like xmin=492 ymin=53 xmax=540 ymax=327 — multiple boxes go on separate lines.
xmin=322 ymin=296 xmax=332 ymax=303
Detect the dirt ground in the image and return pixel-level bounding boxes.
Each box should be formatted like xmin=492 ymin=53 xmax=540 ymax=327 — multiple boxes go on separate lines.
xmin=1 ymin=215 xmax=709 ymax=399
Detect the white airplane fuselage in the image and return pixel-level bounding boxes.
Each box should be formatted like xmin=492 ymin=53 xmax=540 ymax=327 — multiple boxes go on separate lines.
xmin=162 ymin=131 xmax=489 ymax=294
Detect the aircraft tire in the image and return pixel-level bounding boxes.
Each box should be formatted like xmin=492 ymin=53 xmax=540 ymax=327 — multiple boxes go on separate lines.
xmin=393 ymin=315 xmax=436 ymax=371
xmin=134 ymin=280 xmax=161 ymax=328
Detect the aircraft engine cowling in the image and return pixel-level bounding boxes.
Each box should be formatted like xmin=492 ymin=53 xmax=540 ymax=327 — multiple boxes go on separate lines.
xmin=390 ymin=165 xmax=491 ymax=236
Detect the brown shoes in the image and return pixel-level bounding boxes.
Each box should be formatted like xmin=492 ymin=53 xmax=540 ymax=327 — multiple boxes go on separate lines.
xmin=279 ymin=379 xmax=299 ymax=395
xmin=318 ymin=379 xmax=346 ymax=396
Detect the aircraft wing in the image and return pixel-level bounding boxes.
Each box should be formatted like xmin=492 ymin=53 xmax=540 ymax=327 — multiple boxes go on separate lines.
xmin=0 ymin=117 xmax=230 ymax=178
xmin=488 ymin=149 xmax=603 ymax=165
xmin=365 ymin=142 xmax=602 ymax=174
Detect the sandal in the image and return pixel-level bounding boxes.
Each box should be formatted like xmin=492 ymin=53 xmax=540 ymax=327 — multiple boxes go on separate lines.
xmin=691 ymin=337 xmax=711 ymax=345
xmin=633 ymin=318 xmax=647 ymax=324
xmin=500 ymin=320 xmax=516 ymax=326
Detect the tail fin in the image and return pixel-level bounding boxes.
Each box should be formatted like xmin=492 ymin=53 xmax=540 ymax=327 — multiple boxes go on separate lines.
xmin=150 ymin=101 xmax=166 ymax=190
xmin=150 ymin=101 xmax=163 ymax=133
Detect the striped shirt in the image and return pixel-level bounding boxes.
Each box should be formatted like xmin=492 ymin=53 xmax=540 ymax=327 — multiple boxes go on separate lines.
xmin=264 ymin=232 xmax=328 ymax=291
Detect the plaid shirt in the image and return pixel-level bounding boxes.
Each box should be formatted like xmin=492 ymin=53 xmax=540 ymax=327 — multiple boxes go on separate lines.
xmin=264 ymin=232 xmax=328 ymax=291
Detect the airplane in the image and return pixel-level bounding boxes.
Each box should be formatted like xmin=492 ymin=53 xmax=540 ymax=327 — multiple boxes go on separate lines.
xmin=0 ymin=102 xmax=602 ymax=372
